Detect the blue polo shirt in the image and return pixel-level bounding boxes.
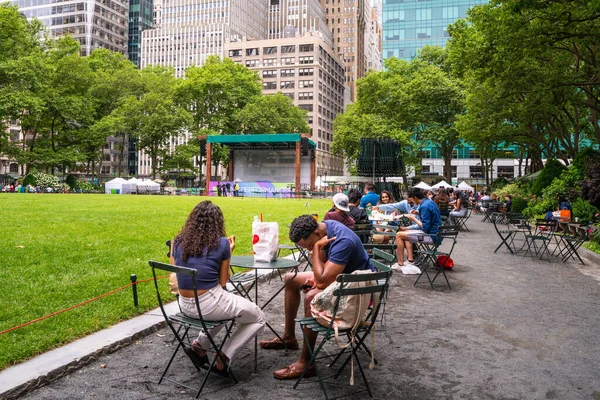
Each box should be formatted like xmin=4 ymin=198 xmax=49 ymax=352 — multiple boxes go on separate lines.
xmin=359 ymin=191 xmax=380 ymax=208
xmin=408 ymin=198 xmax=441 ymax=235
xmin=323 ymin=220 xmax=374 ymax=273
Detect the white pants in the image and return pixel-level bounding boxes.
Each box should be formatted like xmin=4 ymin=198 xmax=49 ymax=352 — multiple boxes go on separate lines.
xmin=449 ymin=208 xmax=467 ymax=223
xmin=179 ymin=285 xmax=265 ymax=361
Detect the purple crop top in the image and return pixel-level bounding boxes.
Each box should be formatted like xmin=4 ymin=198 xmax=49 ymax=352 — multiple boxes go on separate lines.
xmin=174 ymin=237 xmax=231 ymax=290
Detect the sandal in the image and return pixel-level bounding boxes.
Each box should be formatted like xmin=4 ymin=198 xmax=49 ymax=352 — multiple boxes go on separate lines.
xmin=183 ymin=347 xmax=208 ymax=370
xmin=273 ymin=363 xmax=316 ymax=380
xmin=259 ymin=337 xmax=299 ymax=350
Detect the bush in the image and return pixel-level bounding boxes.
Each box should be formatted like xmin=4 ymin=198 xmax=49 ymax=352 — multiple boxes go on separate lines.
xmin=65 ymin=174 xmax=77 ymax=189
xmin=581 ymin=151 xmax=600 ymax=209
xmin=511 ymin=197 xmax=528 ymax=214
xmin=34 ymin=173 xmax=59 ymax=190
xmin=572 ymin=198 xmax=599 ymax=225
xmin=532 ymin=159 xmax=566 ymax=195
xmin=22 ymin=173 xmax=37 ymax=187
xmin=490 ymin=177 xmax=509 ymax=191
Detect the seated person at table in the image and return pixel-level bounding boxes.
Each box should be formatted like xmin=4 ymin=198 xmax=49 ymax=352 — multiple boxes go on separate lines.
xmin=434 ymin=188 xmax=451 ymax=217
xmin=449 ymin=190 xmax=468 ymax=223
xmin=171 ymin=200 xmax=265 ymax=377
xmin=359 ymin=182 xmax=380 ymax=208
xmin=324 ymin=193 xmax=355 ymax=228
xmin=260 ymin=215 xmax=374 ymax=380
xmin=558 ymin=195 xmax=572 ymax=212
xmin=391 ymin=187 xmax=442 ymax=271
xmin=504 ymin=195 xmax=513 ymax=213
xmin=347 ymin=189 xmax=369 ymax=223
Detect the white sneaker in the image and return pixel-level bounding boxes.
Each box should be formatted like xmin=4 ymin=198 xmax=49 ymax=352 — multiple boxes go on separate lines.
xmin=391 ymin=262 xmax=402 ymax=271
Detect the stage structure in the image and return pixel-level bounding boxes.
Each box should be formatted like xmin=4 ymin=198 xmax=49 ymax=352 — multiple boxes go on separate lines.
xmin=202 ymin=134 xmax=316 ymax=196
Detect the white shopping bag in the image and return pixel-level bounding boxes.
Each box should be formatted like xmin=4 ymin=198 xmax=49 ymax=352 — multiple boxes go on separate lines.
xmin=253 ymin=222 xmax=279 ymax=262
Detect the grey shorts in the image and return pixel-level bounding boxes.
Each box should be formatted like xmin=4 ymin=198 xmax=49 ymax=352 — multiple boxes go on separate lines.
xmin=406 ymin=230 xmax=434 ymax=244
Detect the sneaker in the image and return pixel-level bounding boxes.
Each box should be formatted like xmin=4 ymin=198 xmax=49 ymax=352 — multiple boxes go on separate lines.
xmin=403 ymin=261 xmax=418 ymax=268
xmin=391 ymin=263 xmax=402 ymax=271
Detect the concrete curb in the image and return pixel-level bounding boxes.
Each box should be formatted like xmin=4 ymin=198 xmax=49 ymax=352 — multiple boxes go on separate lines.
xmin=580 ymin=246 xmax=600 ymax=265
xmin=0 ymin=259 xmax=300 ymax=400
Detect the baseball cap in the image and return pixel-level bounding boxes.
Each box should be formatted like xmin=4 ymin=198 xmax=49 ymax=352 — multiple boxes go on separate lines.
xmin=332 ymin=193 xmax=350 ymax=212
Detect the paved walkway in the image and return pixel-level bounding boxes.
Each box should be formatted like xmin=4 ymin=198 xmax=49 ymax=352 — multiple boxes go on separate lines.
xmin=3 ymin=216 xmax=600 ymax=400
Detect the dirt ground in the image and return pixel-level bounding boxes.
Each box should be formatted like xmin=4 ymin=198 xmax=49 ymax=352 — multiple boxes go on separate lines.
xmin=19 ymin=217 xmax=600 ymax=400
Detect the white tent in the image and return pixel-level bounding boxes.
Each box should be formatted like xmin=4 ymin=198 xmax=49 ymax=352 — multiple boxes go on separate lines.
xmin=413 ymin=181 xmax=432 ymax=190
xmin=127 ymin=178 xmax=143 ymax=185
xmin=141 ymin=179 xmax=160 ymax=193
xmin=458 ymin=181 xmax=474 ymax=192
xmin=432 ymin=180 xmax=452 ymax=189
xmin=105 ymin=178 xmax=127 ymax=194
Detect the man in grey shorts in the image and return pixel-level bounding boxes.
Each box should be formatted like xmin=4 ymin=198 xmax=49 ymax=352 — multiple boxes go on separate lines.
xmin=391 ymin=187 xmax=442 ymax=271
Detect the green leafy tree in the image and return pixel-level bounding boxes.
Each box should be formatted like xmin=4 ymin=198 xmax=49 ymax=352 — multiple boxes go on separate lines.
xmin=532 ymin=159 xmax=566 ymax=196
xmin=233 ymin=93 xmax=310 ymax=134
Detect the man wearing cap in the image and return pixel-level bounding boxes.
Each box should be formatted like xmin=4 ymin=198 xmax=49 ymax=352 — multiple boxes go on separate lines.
xmin=323 ymin=193 xmax=355 ymax=228
xmin=260 ymin=215 xmax=374 ymax=379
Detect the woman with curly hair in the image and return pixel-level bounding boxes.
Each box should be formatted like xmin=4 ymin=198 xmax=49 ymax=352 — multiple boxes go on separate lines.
xmin=171 ymin=200 xmax=265 ymax=377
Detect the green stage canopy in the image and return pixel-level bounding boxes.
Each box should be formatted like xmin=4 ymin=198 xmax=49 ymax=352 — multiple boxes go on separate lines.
xmin=206 ymin=134 xmax=315 ymax=151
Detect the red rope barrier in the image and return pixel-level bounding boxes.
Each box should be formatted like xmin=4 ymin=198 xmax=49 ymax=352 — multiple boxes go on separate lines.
xmin=0 ymin=275 xmax=169 ymax=336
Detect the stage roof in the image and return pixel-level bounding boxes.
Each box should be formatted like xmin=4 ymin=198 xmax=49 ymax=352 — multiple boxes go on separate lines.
xmin=206 ymin=134 xmax=316 ymax=151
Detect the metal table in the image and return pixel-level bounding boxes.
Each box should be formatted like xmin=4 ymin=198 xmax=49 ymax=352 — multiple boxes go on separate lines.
xmin=229 ymin=256 xmax=301 ymax=371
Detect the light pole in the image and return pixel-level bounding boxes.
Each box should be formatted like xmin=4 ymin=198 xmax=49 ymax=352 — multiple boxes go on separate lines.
xmin=324 ymin=170 xmax=328 ymax=193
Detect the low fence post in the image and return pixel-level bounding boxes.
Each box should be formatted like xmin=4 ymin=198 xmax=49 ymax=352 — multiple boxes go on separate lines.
xmin=130 ymin=274 xmax=138 ymax=307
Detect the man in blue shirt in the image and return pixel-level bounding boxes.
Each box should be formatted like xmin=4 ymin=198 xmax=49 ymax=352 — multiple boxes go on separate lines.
xmin=261 ymin=215 xmax=373 ymax=380
xmin=359 ymin=182 xmax=380 ymax=208
xmin=392 ymin=187 xmax=442 ymax=271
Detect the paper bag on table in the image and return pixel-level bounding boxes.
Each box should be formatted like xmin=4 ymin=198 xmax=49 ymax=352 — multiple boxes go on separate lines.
xmin=253 ymin=222 xmax=279 ymax=262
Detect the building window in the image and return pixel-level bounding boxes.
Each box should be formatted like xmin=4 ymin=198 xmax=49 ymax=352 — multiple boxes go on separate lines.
xmin=280 ymin=69 xmax=295 ymax=77
xmin=299 ymin=56 xmax=314 ymax=64
xmin=281 ymin=45 xmax=296 ymax=53
xmin=469 ymin=150 xmax=480 ymax=159
xmin=9 ymin=129 xmax=20 ymax=142
xmin=280 ymin=81 xmax=295 ymax=89
xmin=452 ymin=150 xmax=458 ymax=159
xmin=442 ymin=6 xmax=458 ymax=19
xmin=246 ymin=48 xmax=259 ymax=56
xmin=281 ymin=57 xmax=295 ymax=65
xmin=264 ymin=58 xmax=277 ymax=66
xmin=299 ymin=80 xmax=314 ymax=88
xmin=263 ymin=46 xmax=277 ymax=54
xmin=299 ymin=92 xmax=313 ymax=100
xmin=299 ymin=104 xmax=313 ymax=111
xmin=245 ymin=59 xmax=259 ymax=67
xmin=282 ymin=92 xmax=295 ymax=100
xmin=299 ymin=68 xmax=314 ymax=76
xmin=415 ymin=8 xmax=431 ymax=20
xmin=421 ymin=165 xmax=431 ymax=173
xmin=470 ymin=165 xmax=483 ymax=179
xmin=228 ymin=49 xmax=241 ymax=57
xmin=497 ymin=166 xmax=514 ymax=178
xmin=416 ymin=28 xmax=431 ymax=39
xmin=263 ymin=82 xmax=277 ymax=90
xmin=262 ymin=70 xmax=277 ymax=78
xmin=299 ymin=44 xmax=313 ymax=52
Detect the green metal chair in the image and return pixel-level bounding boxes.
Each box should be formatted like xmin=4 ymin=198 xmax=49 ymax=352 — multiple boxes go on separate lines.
xmin=149 ymin=261 xmax=238 ymax=398
xmin=293 ymin=269 xmax=392 ymax=399
xmin=413 ymin=226 xmax=459 ymax=291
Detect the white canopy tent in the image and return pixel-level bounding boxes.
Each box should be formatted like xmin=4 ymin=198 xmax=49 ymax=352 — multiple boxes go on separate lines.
xmin=413 ymin=181 xmax=432 ymax=190
xmin=105 ymin=178 xmax=137 ymax=194
xmin=458 ymin=181 xmax=474 ymax=192
xmin=432 ymin=180 xmax=452 ymax=189
xmin=141 ymin=179 xmax=160 ymax=193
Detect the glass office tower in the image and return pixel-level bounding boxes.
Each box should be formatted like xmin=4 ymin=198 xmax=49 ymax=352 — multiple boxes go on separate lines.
xmin=128 ymin=0 xmax=154 ymax=68
xmin=382 ymin=0 xmax=487 ymax=61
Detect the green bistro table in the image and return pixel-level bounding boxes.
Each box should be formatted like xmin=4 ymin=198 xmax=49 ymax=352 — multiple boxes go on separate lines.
xmin=229 ymin=256 xmax=301 ymax=371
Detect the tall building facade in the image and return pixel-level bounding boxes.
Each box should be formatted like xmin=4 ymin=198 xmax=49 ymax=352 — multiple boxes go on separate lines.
xmin=268 ymin=0 xmax=332 ymax=45
xmin=224 ymin=34 xmax=346 ymax=176
xmin=364 ymin=0 xmax=382 ymax=72
xmin=382 ymin=0 xmax=487 ymax=61
xmin=140 ymin=0 xmax=269 ymax=76
xmin=128 ymin=0 xmax=154 ymax=68
xmin=11 ymin=0 xmax=128 ymax=56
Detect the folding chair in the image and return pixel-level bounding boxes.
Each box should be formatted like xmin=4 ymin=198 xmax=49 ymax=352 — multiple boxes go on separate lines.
xmin=492 ymin=212 xmax=516 ymax=254
xmin=453 ymin=207 xmax=472 ymax=232
xmin=293 ymin=270 xmax=392 ymax=400
xmin=149 ymin=261 xmax=238 ymax=398
xmin=522 ymin=219 xmax=557 ymax=261
xmin=351 ymin=223 xmax=374 ymax=245
xmin=413 ymin=226 xmax=458 ymax=291
xmin=553 ymin=224 xmax=590 ymax=264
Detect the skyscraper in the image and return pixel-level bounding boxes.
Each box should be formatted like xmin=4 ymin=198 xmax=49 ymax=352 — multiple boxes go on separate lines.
xmin=11 ymin=0 xmax=128 ymax=56
xmin=382 ymin=0 xmax=487 ymax=61
xmin=141 ymin=0 xmax=269 ymax=76
xmin=128 ymin=0 xmax=154 ymax=68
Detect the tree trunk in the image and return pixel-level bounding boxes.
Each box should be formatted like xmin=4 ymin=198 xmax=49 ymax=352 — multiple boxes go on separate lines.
xmin=444 ymin=153 xmax=452 ymax=183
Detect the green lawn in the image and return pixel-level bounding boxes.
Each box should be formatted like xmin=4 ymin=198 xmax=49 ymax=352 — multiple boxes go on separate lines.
xmin=0 ymin=193 xmax=331 ymax=370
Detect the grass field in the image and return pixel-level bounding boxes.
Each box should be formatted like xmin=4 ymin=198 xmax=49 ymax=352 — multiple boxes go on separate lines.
xmin=0 ymin=193 xmax=331 ymax=370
